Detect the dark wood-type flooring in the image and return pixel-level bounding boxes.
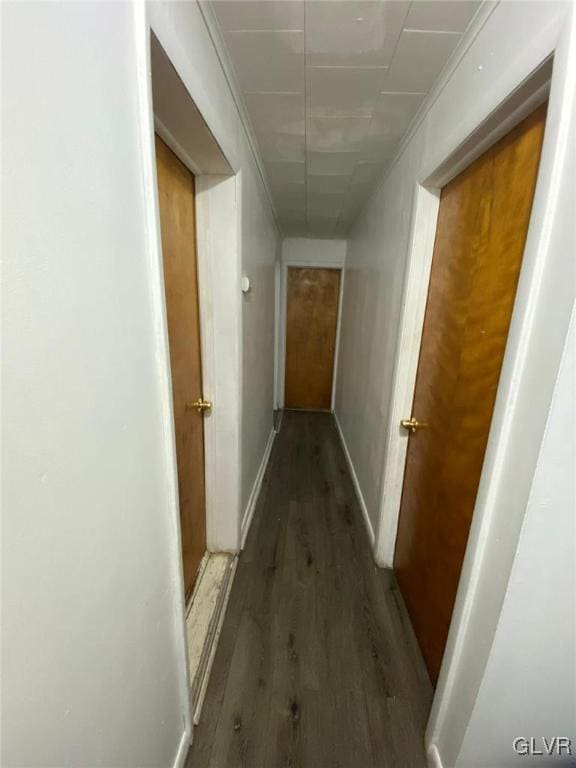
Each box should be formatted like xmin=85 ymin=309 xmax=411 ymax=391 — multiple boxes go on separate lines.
xmin=187 ymin=411 xmax=432 ymax=768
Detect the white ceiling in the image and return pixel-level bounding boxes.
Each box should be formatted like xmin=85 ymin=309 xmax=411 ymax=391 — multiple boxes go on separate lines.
xmin=210 ymin=0 xmax=481 ymax=236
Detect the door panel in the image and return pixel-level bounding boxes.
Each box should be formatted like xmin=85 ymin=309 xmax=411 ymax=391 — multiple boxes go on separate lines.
xmin=155 ymin=135 xmax=206 ymax=598
xmin=285 ymin=267 xmax=341 ymax=410
xmin=395 ymin=105 xmax=547 ymax=683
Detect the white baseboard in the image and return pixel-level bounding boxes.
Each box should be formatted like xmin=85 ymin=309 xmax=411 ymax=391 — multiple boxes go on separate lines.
xmin=192 ymin=555 xmax=238 ymax=724
xmin=173 ymin=727 xmax=191 ymax=768
xmin=427 ymin=744 xmax=444 ymax=768
xmin=241 ymin=427 xmax=276 ymax=548
xmin=334 ymin=413 xmax=375 ymax=547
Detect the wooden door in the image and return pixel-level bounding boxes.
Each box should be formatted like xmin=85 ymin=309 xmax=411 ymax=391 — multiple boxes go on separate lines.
xmin=395 ymin=105 xmax=547 ymax=683
xmin=284 ymin=267 xmax=341 ymax=410
xmin=155 ymin=135 xmax=206 ymax=598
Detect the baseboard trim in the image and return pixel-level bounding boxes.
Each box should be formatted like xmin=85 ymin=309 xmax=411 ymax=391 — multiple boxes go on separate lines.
xmin=173 ymin=727 xmax=191 ymax=768
xmin=334 ymin=413 xmax=375 ymax=547
xmin=241 ymin=427 xmax=276 ymax=548
xmin=192 ymin=555 xmax=238 ymax=724
xmin=427 ymin=744 xmax=444 ymax=768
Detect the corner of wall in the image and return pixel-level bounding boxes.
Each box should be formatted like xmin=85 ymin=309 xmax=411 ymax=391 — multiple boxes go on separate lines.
xmin=334 ymin=413 xmax=376 ymax=549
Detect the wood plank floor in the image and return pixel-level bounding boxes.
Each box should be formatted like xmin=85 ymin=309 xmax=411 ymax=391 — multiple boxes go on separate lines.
xmin=187 ymin=411 xmax=432 ymax=768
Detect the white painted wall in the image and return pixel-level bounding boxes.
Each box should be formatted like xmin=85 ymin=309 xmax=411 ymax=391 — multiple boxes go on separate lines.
xmin=240 ymin=164 xmax=278 ymax=517
xmin=455 ymin=303 xmax=576 ymax=766
xmin=2 ymin=3 xmax=189 ymax=765
xmin=2 ymin=1 xmax=279 ymax=766
xmin=334 ymin=1 xmax=576 ymax=765
xmin=282 ymin=237 xmax=347 ymax=268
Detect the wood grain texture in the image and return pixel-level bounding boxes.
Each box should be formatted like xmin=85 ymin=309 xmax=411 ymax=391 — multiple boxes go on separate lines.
xmin=394 ymin=105 xmax=547 ymax=683
xmin=285 ymin=268 xmax=341 ymax=411
xmin=155 ymin=135 xmax=206 ymax=597
xmin=187 ymin=412 xmax=432 ymax=768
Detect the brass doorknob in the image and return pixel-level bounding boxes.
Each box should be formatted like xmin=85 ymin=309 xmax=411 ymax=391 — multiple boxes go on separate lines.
xmin=400 ymin=416 xmax=428 ymax=434
xmin=186 ymin=398 xmax=213 ymax=414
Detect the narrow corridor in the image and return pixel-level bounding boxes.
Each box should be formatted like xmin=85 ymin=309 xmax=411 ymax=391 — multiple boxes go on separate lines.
xmin=187 ymin=412 xmax=432 ymax=768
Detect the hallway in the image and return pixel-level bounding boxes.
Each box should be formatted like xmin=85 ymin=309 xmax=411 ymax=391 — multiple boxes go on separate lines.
xmin=187 ymin=412 xmax=432 ymax=768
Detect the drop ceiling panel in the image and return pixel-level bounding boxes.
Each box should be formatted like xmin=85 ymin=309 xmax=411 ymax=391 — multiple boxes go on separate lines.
xmin=369 ymin=92 xmax=426 ymax=138
xmin=383 ymin=29 xmax=460 ymax=93
xmin=244 ymin=92 xmax=304 ymax=135
xmin=307 ymin=190 xmax=346 ymax=217
xmin=210 ymin=0 xmax=474 ymax=235
xmin=360 ymin=134 xmax=402 ymax=163
xmin=307 ymin=151 xmax=359 ymax=176
xmin=213 ymin=0 xmax=304 ymax=31
xmin=350 ymin=161 xmax=383 ymax=186
xmin=257 ymin=132 xmax=305 ymax=163
xmin=307 ymin=173 xmax=350 ymax=195
xmin=307 ymin=66 xmax=388 ymax=118
xmin=404 ymin=1 xmax=481 ymax=32
xmin=305 ymin=217 xmax=339 ymax=237
xmin=307 ymin=116 xmax=372 ymax=153
xmin=224 ymin=30 xmax=304 ymax=92
xmin=306 ymin=1 xmax=410 ymax=67
xmin=270 ymin=180 xmax=306 ymax=209
xmin=266 ymin=161 xmax=306 ymax=185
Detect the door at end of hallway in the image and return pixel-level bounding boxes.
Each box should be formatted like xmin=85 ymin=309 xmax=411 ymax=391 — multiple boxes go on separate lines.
xmin=284 ymin=267 xmax=341 ymax=412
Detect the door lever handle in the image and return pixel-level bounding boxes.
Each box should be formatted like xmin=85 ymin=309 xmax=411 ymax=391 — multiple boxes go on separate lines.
xmin=400 ymin=417 xmax=428 ymax=434
xmin=186 ymin=398 xmax=213 ymax=414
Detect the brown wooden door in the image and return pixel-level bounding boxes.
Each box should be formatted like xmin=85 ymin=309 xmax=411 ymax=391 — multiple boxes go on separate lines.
xmin=394 ymin=105 xmax=547 ymax=683
xmin=284 ymin=267 xmax=341 ymax=410
xmin=155 ymin=135 xmax=206 ymax=598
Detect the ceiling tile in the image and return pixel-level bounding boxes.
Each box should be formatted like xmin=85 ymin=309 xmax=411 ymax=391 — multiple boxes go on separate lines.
xmin=306 ymin=150 xmax=359 ymax=176
xmin=307 ymin=66 xmax=387 ymax=118
xmin=305 ymin=218 xmax=338 ymax=237
xmin=383 ymin=29 xmax=460 ymax=93
xmin=266 ymin=161 xmax=306 ymax=184
xmin=212 ymin=0 xmax=476 ymax=237
xmin=225 ymin=30 xmax=304 ymax=92
xmin=306 ymin=1 xmax=410 ymax=67
xmin=404 ymin=1 xmax=481 ymax=33
xmin=257 ymin=132 xmax=305 ymax=162
xmin=244 ymin=92 xmax=304 ymax=134
xmin=360 ymin=134 xmax=400 ymax=162
xmin=350 ymin=161 xmax=383 ymax=186
xmin=307 ymin=173 xmax=350 ymax=195
xmin=278 ymin=210 xmax=307 ymax=223
xmin=369 ymin=92 xmax=426 ymax=138
xmin=307 ymin=116 xmax=371 ymax=153
xmin=212 ymin=1 xmax=304 ymax=31
xmin=307 ymin=190 xmax=345 ymax=218
xmin=278 ymin=212 xmax=308 ymax=235
xmin=270 ymin=180 xmax=306 ymax=210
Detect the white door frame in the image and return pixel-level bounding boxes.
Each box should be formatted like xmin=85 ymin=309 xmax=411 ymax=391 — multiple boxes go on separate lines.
xmin=279 ymin=256 xmax=346 ymax=412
